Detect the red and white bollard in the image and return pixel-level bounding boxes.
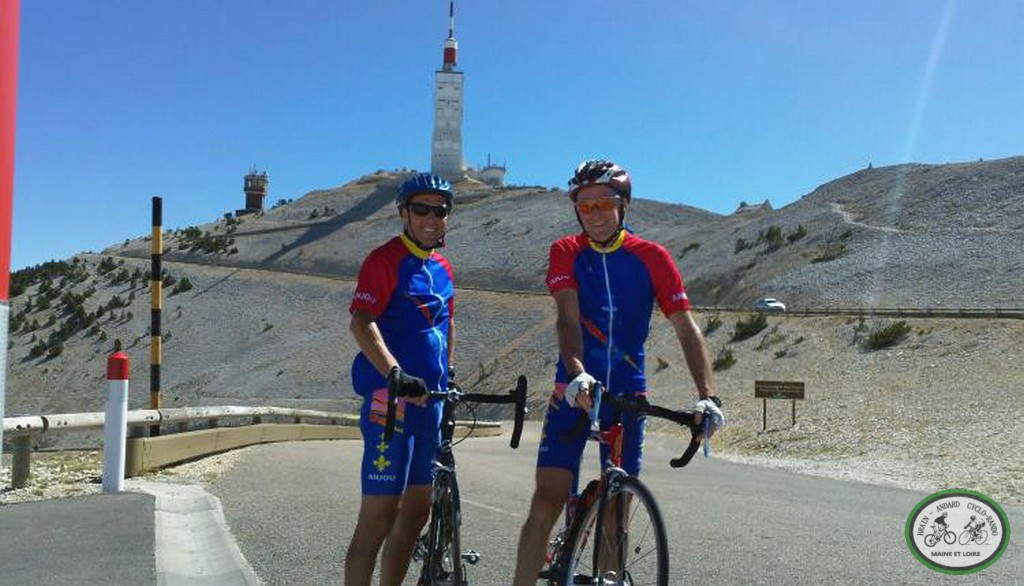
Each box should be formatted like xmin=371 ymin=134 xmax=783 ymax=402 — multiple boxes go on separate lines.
xmin=103 ymin=352 xmax=130 ymax=494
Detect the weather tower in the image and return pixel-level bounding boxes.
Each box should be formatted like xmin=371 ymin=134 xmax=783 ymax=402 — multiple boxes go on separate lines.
xmin=431 ymin=1 xmax=465 ymax=181
xmin=242 ymin=167 xmax=268 ymax=213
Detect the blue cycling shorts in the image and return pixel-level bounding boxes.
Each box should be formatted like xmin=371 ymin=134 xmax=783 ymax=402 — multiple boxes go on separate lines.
xmin=536 ymin=383 xmax=647 ymax=493
xmin=359 ymin=388 xmax=442 ymax=496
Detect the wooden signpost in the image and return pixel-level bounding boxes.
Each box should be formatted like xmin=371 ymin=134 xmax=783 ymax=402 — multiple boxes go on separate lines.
xmin=754 ymin=380 xmax=805 ymax=430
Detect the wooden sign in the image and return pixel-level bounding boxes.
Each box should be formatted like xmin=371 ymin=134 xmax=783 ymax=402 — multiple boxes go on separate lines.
xmin=754 ymin=380 xmax=805 ymax=400
xmin=754 ymin=380 xmax=805 ymax=429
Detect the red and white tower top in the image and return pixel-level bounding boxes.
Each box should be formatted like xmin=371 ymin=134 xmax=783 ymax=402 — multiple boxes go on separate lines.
xmin=443 ymin=1 xmax=458 ymax=71
xmin=431 ymin=0 xmax=465 ymax=179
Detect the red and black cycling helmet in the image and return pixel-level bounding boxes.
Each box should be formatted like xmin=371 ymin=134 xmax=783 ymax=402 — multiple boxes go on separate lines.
xmin=567 ymin=160 xmax=631 ymax=202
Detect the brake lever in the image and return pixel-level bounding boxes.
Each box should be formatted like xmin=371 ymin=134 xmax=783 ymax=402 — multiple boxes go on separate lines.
xmin=702 ymin=410 xmax=713 ymax=458
xmin=384 ymin=379 xmax=398 ymax=441
xmin=559 ymin=381 xmax=602 ymax=442
xmin=588 ymin=383 xmax=604 ymax=433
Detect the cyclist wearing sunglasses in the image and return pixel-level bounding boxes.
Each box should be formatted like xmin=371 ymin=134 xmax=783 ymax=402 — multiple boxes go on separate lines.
xmin=345 ymin=173 xmax=456 ymax=586
xmin=513 ymin=160 xmax=724 ymax=585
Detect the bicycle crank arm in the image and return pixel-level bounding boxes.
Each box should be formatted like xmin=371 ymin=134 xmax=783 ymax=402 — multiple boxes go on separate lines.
xmin=461 ymin=549 xmax=481 ymax=565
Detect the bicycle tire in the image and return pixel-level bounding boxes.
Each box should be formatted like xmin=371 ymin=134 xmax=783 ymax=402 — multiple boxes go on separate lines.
xmin=942 ymin=530 xmax=957 ymax=545
xmin=924 ymin=533 xmax=938 ymax=548
xmin=974 ymin=530 xmax=988 ymax=545
xmin=563 ymin=476 xmax=669 ymax=586
xmin=959 ymin=531 xmax=971 ymax=545
xmin=420 ymin=470 xmax=464 ymax=586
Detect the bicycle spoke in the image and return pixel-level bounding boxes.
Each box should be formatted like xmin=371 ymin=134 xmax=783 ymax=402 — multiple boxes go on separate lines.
xmin=624 ymin=499 xmax=657 ymax=569
xmin=565 ymin=477 xmax=668 ymax=586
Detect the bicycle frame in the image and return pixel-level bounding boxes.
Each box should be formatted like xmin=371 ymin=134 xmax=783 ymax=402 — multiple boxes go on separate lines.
xmin=543 ymin=386 xmax=708 ymax=585
xmin=386 ymin=375 xmax=528 ymax=586
xmin=582 ymin=425 xmax=633 ymax=579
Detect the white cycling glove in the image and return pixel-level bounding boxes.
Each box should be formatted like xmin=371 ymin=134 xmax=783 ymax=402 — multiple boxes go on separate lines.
xmin=564 ymin=371 xmax=597 ymax=407
xmin=695 ymin=397 xmax=725 ymax=431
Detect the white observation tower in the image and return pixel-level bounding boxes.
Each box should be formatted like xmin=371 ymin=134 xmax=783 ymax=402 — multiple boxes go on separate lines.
xmin=431 ymin=1 xmax=465 ymax=181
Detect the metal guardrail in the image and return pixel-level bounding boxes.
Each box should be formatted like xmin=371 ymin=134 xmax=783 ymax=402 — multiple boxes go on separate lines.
xmin=2 ymin=406 xmax=354 ymax=490
xmin=693 ymin=306 xmax=1023 ymax=319
xmin=3 ymin=406 xmax=502 ymax=490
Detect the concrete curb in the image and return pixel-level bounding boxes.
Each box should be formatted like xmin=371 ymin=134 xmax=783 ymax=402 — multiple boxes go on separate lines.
xmin=128 ymin=479 xmax=262 ymax=585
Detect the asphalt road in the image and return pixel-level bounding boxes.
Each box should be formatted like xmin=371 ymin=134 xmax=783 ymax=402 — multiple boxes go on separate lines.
xmin=0 ymin=492 xmax=156 ymax=585
xmin=210 ymin=423 xmax=1023 ymax=585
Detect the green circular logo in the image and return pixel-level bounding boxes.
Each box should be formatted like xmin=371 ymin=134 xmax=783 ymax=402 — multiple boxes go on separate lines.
xmin=905 ymin=489 xmax=1010 ymax=574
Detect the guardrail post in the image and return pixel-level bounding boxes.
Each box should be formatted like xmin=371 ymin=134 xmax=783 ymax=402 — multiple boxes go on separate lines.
xmin=103 ymin=352 xmax=130 ymax=493
xmin=11 ymin=435 xmax=30 ymax=489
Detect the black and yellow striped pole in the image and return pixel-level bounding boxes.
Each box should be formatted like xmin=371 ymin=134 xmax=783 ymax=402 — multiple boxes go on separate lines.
xmin=150 ymin=196 xmax=163 ymax=435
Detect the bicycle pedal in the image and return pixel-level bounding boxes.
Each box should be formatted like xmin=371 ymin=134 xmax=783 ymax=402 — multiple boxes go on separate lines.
xmin=461 ymin=549 xmax=481 ymax=564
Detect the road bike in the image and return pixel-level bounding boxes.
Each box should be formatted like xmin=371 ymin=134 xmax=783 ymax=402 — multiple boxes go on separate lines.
xmin=958 ymin=525 xmax=988 ymax=545
xmin=924 ymin=527 xmax=957 ymax=547
xmin=540 ymin=384 xmax=716 ymax=586
xmin=385 ymin=374 xmax=528 ymax=586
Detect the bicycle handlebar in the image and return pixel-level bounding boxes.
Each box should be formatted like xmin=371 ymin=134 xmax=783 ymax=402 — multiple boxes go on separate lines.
xmin=457 ymin=374 xmax=529 ymax=449
xmin=383 ymin=375 xmax=529 ymax=449
xmin=590 ymin=384 xmax=711 ymax=469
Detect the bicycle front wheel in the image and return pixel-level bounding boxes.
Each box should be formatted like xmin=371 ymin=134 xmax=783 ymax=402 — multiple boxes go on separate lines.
xmin=564 ymin=476 xmax=668 ymax=586
xmin=421 ymin=471 xmax=464 ymax=586
xmin=942 ymin=531 xmax=957 ymax=545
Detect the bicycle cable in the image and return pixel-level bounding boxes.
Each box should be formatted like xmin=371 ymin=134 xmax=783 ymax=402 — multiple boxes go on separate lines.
xmin=702 ymin=413 xmax=713 ymax=458
xmin=451 ymin=400 xmax=478 ymax=447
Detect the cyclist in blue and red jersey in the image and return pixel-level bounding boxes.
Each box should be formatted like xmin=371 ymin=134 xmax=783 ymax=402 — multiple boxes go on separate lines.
xmin=345 ymin=173 xmax=456 ymax=586
xmin=513 ymin=160 xmax=725 ymax=585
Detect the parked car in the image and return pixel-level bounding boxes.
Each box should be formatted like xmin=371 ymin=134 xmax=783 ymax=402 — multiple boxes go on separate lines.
xmin=754 ymin=297 xmax=786 ymax=312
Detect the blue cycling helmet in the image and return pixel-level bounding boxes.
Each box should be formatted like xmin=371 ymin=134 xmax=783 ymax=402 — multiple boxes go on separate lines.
xmin=396 ymin=173 xmax=454 ymax=208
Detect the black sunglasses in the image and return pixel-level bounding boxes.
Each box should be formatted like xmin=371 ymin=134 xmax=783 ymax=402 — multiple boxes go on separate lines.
xmin=406 ymin=202 xmax=450 ymax=219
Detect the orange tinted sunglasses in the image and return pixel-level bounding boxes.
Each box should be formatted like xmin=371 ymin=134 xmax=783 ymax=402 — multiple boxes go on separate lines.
xmin=575 ymin=197 xmax=621 ymax=215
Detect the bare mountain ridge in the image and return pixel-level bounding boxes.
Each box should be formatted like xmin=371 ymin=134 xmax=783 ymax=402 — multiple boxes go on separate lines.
xmin=109 ymin=155 xmax=1024 ymax=309
xmin=11 ymin=157 xmax=1024 ymax=412
xmin=6 ymin=159 xmax=1023 ymax=505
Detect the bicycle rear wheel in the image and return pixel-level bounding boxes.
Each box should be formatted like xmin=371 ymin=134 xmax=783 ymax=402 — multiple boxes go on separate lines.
xmin=420 ymin=471 xmax=464 ymax=586
xmin=564 ymin=476 xmax=668 ymax=586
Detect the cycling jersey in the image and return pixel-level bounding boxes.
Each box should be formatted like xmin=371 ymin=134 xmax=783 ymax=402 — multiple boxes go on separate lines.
xmin=350 ymin=233 xmax=454 ymax=395
xmin=538 ymin=229 xmax=692 ymax=481
xmin=546 ymin=229 xmax=691 ymax=394
xmin=349 ymin=233 xmax=454 ymax=495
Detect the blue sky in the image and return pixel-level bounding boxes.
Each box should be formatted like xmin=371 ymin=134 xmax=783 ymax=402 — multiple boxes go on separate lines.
xmin=11 ymin=0 xmax=1023 ymax=270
